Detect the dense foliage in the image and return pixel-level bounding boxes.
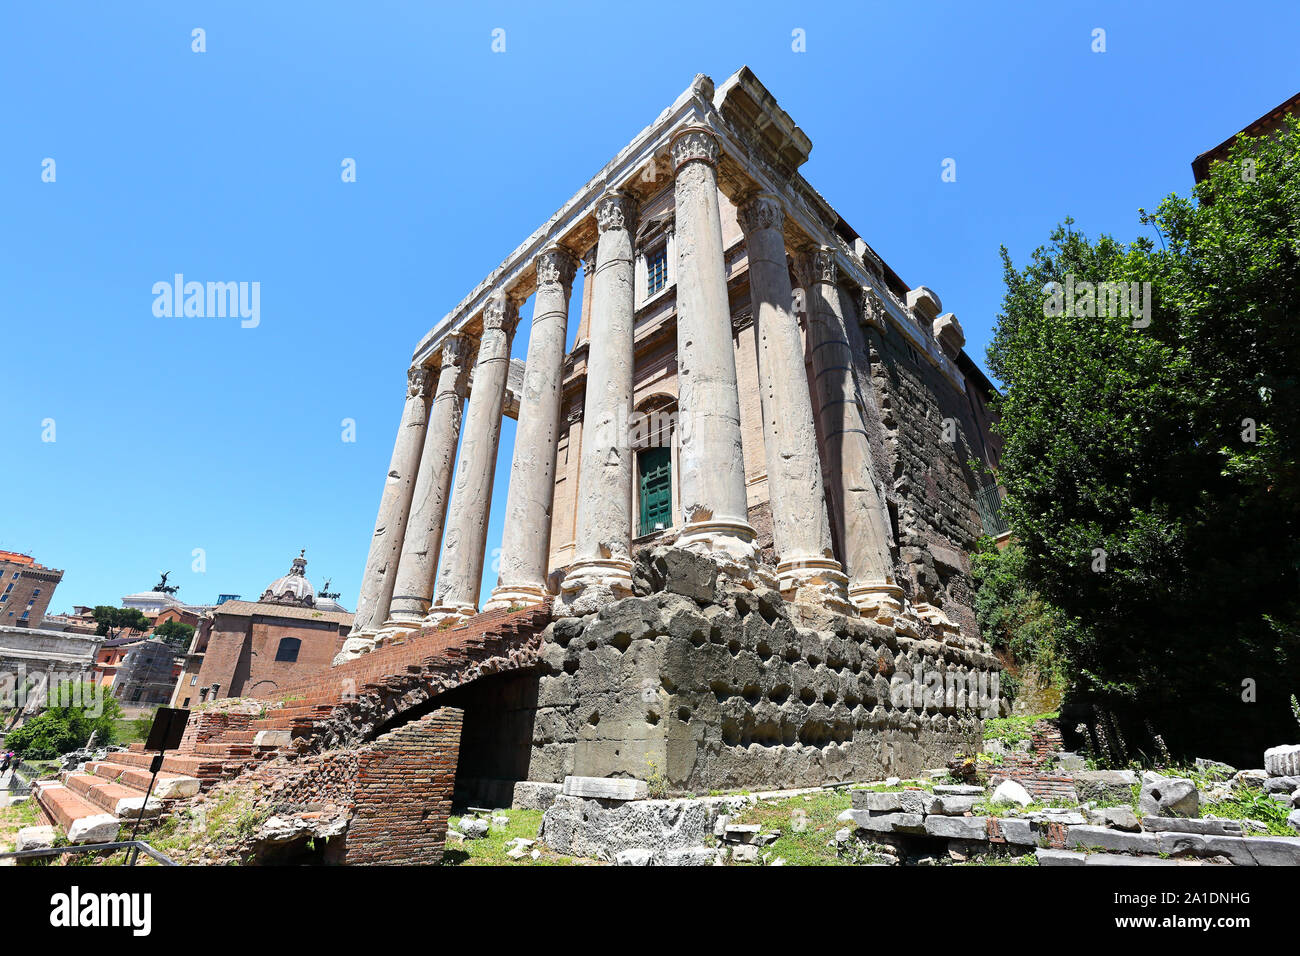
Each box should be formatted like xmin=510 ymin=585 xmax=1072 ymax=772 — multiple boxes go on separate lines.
xmin=5 ymin=682 xmax=125 ymax=759
xmin=987 ymin=117 xmax=1300 ymax=763
xmin=92 ymin=605 xmax=150 ymax=638
xmin=970 ymin=538 xmax=1065 ymax=693
xmin=153 ymin=619 xmax=195 ymax=652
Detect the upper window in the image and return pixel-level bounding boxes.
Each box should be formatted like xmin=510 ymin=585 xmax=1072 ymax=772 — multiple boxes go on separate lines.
xmin=274 ymin=637 xmax=301 ymax=663
xmin=647 ymin=248 xmax=667 ymax=296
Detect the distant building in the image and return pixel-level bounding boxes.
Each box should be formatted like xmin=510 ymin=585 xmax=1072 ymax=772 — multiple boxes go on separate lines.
xmin=86 ymin=596 xmax=198 ymax=698
xmin=94 ymin=636 xmax=139 ymax=690
xmin=120 ymin=586 xmax=213 ymax=618
xmin=0 ymin=625 xmax=102 ymax=714
xmin=174 ymin=552 xmax=352 ymax=706
xmin=40 ymin=606 xmax=99 ymax=635
xmin=112 ymin=639 xmax=181 ymax=707
xmin=0 ymin=550 xmax=64 ymax=627
xmin=1193 ymin=91 xmax=1300 ymax=182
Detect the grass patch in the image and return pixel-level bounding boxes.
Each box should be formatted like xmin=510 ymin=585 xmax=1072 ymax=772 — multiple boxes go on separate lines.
xmin=724 ymin=790 xmax=854 ymax=866
xmin=112 ymin=719 xmax=149 ymax=747
xmin=956 ymin=849 xmax=1039 ymax=866
xmin=445 ymin=810 xmax=589 ymax=866
xmin=1202 ymin=787 xmax=1295 ymax=836
xmin=112 ymin=787 xmax=272 ymax=865
xmin=0 ymin=798 xmax=43 ymax=852
xmin=982 ymin=712 xmax=1058 ymax=744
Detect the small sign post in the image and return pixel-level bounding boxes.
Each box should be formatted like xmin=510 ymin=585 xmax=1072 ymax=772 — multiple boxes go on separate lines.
xmin=125 ymin=706 xmax=189 ymax=864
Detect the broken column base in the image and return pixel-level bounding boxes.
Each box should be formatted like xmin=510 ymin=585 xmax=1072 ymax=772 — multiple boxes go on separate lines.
xmin=483 ymin=582 xmax=549 ymax=613
xmin=553 ymin=558 xmax=635 ymax=618
xmin=332 ymin=634 xmax=378 ymax=666
xmin=424 ymin=603 xmax=477 ymax=629
xmin=675 ymin=521 xmax=778 ymax=593
xmin=779 ymin=557 xmax=854 ymax=616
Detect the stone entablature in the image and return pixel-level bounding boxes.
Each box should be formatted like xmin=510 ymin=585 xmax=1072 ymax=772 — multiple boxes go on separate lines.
xmin=409 ymin=69 xmax=963 ymax=390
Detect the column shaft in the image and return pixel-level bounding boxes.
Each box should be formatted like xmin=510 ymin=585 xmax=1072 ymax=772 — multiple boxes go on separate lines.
xmin=384 ymin=336 xmax=469 ymax=625
xmin=429 ymin=291 xmax=517 ymax=619
xmin=559 ymin=191 xmax=636 ymax=611
xmin=487 ymin=247 xmax=576 ymax=609
xmin=345 ymin=367 xmax=431 ymax=641
xmin=738 ymin=195 xmax=848 ymax=605
xmin=800 ymin=247 xmax=902 ymax=619
xmin=669 ymin=127 xmax=756 ymax=561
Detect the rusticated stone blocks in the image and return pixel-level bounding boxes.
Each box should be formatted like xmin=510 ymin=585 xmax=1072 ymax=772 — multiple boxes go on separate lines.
xmin=527 ymin=569 xmax=1000 ymax=794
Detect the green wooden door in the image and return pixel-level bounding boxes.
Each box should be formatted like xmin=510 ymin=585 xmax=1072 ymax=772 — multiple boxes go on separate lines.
xmin=638 ymin=447 xmax=672 ymax=535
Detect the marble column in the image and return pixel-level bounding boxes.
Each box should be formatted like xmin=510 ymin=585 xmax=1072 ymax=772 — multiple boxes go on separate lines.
xmin=486 ymin=246 xmax=576 ymax=610
xmin=383 ymin=334 xmax=470 ymax=628
xmin=669 ymin=126 xmax=757 ymax=563
xmin=559 ymin=191 xmax=636 ymax=614
xmin=799 ymin=246 xmax=903 ymax=620
xmin=428 ymin=291 xmax=518 ymax=622
xmin=738 ymin=193 xmax=849 ymax=608
xmin=338 ymin=366 xmax=431 ymax=660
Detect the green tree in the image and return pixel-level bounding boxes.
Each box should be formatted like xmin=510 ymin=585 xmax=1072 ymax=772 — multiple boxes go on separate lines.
xmin=988 ymin=117 xmax=1300 ymax=763
xmin=970 ymin=537 xmax=1066 ymax=692
xmin=153 ymin=619 xmax=195 ymax=652
xmin=92 ymin=605 xmax=151 ymax=639
xmin=5 ymin=682 xmax=125 ymax=759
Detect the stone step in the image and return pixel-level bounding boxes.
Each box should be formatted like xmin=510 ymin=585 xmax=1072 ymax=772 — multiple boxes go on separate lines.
xmin=85 ymin=761 xmax=201 ymax=799
xmin=108 ymin=750 xmax=221 ymax=778
xmin=63 ymin=772 xmax=162 ymax=818
xmin=33 ymin=782 xmax=121 ymax=844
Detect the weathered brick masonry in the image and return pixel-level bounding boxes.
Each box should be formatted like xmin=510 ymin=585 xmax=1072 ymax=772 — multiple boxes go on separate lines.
xmin=861 ymin=322 xmax=991 ymax=639
xmin=344 ymin=709 xmax=463 ymax=865
xmin=994 ymin=718 xmax=1077 ymax=803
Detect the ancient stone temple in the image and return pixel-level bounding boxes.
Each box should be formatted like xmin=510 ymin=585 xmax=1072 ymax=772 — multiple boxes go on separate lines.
xmin=336 ymin=68 xmax=1005 ymax=798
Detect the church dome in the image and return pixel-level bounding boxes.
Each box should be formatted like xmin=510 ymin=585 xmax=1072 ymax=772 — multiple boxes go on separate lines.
xmin=259 ymin=551 xmax=316 ymax=608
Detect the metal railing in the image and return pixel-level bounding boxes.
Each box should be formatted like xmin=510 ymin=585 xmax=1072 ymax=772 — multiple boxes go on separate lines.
xmin=0 ymin=840 xmax=177 ymax=866
xmin=975 ymin=483 xmax=1011 ymax=537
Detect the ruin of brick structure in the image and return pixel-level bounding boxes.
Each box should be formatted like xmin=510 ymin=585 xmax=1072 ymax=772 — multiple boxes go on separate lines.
xmin=318 ymin=67 xmax=1007 ymax=804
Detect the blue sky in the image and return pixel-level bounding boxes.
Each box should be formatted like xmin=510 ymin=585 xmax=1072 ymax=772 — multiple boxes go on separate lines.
xmin=3 ymin=1 xmax=1297 ymax=613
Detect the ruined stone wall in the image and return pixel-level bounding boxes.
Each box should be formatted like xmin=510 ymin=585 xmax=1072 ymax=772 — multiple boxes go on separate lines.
xmin=528 ymin=550 xmax=999 ymax=794
xmin=857 ymin=319 xmax=990 ymax=637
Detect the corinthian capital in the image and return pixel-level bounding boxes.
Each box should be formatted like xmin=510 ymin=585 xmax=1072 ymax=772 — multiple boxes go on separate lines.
xmin=439 ymin=333 xmax=469 ymax=370
xmin=737 ymin=192 xmax=785 ymax=236
xmin=482 ymin=290 xmax=519 ymax=335
xmin=536 ymin=246 xmax=576 ymax=290
xmin=596 ymin=191 xmax=634 ymax=234
xmin=670 ymin=126 xmax=720 ymax=171
xmin=797 ymin=246 xmax=839 ymax=286
xmin=407 ymin=364 xmax=432 ymax=399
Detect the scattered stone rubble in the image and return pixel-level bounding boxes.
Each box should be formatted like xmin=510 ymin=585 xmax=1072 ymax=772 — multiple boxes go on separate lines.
xmin=528 ymin=752 xmax=1300 ymax=865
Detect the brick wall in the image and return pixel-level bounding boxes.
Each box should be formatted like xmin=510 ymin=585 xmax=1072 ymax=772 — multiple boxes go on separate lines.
xmin=258 ymin=604 xmax=547 ymax=708
xmin=195 ymin=613 xmax=349 ymax=701
xmin=344 ymin=708 xmax=463 ymax=865
xmin=994 ymin=718 xmax=1078 ymax=803
xmin=177 ymin=711 xmax=252 ymax=752
xmin=860 ymin=318 xmax=990 ymax=638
